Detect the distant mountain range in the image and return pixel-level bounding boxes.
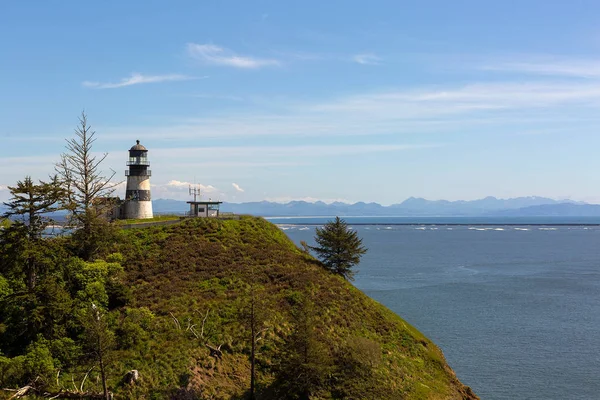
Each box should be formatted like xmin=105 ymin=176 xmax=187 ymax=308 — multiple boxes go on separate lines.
xmin=2 ymin=196 xmax=597 ymax=218
xmin=152 ymin=196 xmax=600 ymax=217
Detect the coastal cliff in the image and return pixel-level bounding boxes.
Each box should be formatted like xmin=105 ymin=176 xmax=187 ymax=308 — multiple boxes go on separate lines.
xmin=0 ymin=216 xmax=478 ymax=399
xmin=114 ymin=216 xmax=477 ymax=399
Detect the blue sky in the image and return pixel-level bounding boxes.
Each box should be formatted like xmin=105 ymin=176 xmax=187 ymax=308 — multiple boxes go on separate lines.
xmin=2 ymin=0 xmax=600 ymax=204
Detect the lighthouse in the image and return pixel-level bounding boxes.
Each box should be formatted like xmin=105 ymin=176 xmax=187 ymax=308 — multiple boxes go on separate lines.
xmin=123 ymin=140 xmax=153 ymax=219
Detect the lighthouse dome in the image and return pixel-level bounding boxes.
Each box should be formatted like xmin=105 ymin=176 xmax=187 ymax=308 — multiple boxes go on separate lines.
xmin=130 ymin=140 xmax=147 ymax=151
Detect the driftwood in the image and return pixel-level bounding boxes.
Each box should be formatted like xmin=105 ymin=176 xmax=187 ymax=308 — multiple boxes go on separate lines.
xmin=199 ymin=309 xmax=210 ymax=338
xmin=42 ymin=390 xmax=112 ymax=399
xmin=206 ymin=344 xmax=223 ymax=359
xmin=2 ymin=371 xmax=113 ymax=399
xmin=169 ymin=312 xmax=181 ymax=330
xmin=2 ymin=387 xmax=112 ymax=399
xmin=7 ymin=385 xmax=33 ymax=399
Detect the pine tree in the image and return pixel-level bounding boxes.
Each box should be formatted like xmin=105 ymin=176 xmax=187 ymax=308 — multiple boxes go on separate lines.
xmin=1 ymin=176 xmax=65 ymax=290
xmin=2 ymin=176 xmax=65 ymax=240
xmin=310 ymin=216 xmax=367 ymax=281
xmin=274 ymin=295 xmax=334 ymax=399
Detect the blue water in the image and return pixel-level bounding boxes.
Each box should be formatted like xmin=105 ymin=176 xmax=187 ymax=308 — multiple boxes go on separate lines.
xmin=267 ymin=216 xmax=600 ymax=225
xmin=282 ymin=221 xmax=600 ymax=400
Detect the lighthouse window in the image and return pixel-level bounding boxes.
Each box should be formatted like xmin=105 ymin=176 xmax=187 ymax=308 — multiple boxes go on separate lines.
xmin=128 ymin=157 xmax=148 ymax=165
xmin=198 ymin=207 xmax=205 ymax=213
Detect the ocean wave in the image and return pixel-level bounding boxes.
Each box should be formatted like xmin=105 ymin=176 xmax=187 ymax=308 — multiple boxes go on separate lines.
xmin=457 ymin=265 xmax=479 ymax=275
xmin=539 ymin=227 xmax=558 ymax=231
xmin=514 ymin=228 xmax=530 ymax=231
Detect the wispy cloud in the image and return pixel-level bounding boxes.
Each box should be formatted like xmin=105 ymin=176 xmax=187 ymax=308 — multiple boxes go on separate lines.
xmin=187 ymin=43 xmax=281 ymax=68
xmin=149 ymin=181 xmax=221 ymax=201
xmin=100 ymin=79 xmax=600 ymax=144
xmin=311 ymin=82 xmax=600 ymax=114
xmin=82 ymin=73 xmax=201 ymax=89
xmin=102 ymin=145 xmax=435 ymax=183
xmin=353 ymin=53 xmax=381 ymax=65
xmin=190 ymin=94 xmax=244 ymax=101
xmin=481 ymin=58 xmax=600 ymax=78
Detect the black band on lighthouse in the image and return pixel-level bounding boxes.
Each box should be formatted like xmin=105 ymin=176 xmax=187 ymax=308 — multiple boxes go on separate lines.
xmin=126 ymin=190 xmax=151 ymax=201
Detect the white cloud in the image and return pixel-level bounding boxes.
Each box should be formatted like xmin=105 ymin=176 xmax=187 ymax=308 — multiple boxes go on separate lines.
xmin=148 ymin=181 xmax=222 ymax=201
xmin=112 ymin=181 xmax=127 ymax=190
xmin=481 ymin=59 xmax=600 ymax=78
xmin=353 ymin=54 xmax=381 ymax=65
xmin=83 ymin=73 xmax=201 ymax=89
xmin=100 ymin=79 xmax=600 ymax=143
xmin=0 ymin=185 xmax=7 ymax=191
xmin=310 ymin=82 xmax=600 ymax=115
xmin=187 ymin=43 xmax=281 ymax=68
xmin=166 ymin=180 xmax=217 ymax=192
xmin=151 ymin=144 xmax=439 ymax=160
xmin=148 ymin=181 xmax=221 ymax=201
xmin=232 ymin=183 xmax=244 ymax=192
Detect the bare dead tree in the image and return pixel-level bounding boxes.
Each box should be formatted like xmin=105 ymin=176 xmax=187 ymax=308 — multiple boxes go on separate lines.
xmin=55 ymin=111 xmax=121 ymax=259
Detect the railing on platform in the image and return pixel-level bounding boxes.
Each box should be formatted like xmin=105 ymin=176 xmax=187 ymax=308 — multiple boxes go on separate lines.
xmin=126 ymin=157 xmax=150 ymax=166
xmin=125 ymin=170 xmax=151 ymax=176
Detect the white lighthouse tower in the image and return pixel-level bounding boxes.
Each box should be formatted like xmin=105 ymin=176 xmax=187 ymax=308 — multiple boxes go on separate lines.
xmin=124 ymin=140 xmax=153 ymax=219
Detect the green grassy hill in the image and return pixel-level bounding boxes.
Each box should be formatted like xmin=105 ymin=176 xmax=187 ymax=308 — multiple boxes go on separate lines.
xmin=0 ymin=216 xmax=477 ymax=399
xmin=111 ymin=216 xmax=477 ymax=399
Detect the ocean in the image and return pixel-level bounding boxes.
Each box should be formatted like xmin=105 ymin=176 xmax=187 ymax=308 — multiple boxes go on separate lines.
xmin=274 ymin=217 xmax=600 ymax=400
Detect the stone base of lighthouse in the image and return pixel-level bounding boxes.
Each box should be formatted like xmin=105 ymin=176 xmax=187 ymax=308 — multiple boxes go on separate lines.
xmin=124 ymin=200 xmax=153 ymax=219
xmin=124 ymin=175 xmax=153 ymax=219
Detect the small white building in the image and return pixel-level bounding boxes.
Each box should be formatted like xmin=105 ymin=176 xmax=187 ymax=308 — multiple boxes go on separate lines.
xmin=187 ymin=201 xmax=222 ymax=218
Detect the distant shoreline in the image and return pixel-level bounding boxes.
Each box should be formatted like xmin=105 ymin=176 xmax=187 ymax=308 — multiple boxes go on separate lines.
xmin=274 ymin=222 xmax=600 ymax=226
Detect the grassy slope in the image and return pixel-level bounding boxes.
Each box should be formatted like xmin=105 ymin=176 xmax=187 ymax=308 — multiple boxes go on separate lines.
xmin=113 ymin=216 xmax=477 ymax=399
xmin=115 ymin=215 xmax=181 ymax=225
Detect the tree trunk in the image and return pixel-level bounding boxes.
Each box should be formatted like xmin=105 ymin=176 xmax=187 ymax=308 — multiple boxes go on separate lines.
xmin=250 ymin=297 xmax=256 ymax=400
xmin=98 ymin=335 xmax=109 ymax=400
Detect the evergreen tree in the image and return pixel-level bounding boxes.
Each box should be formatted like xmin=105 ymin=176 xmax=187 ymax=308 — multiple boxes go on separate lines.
xmin=310 ymin=216 xmax=367 ymax=281
xmin=83 ymin=303 xmax=115 ymax=400
xmin=2 ymin=176 xmax=65 ymax=240
xmin=0 ymin=176 xmax=65 ymax=290
xmin=274 ymin=295 xmax=334 ymax=399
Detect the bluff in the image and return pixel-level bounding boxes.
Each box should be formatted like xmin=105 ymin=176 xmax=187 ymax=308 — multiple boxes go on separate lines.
xmin=112 ymin=216 xmax=477 ymax=399
xmin=1 ymin=216 xmax=478 ymax=399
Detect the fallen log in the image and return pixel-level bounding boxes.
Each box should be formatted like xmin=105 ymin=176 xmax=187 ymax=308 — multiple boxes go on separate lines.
xmin=2 ymin=387 xmax=113 ymax=399
xmin=42 ymin=390 xmax=113 ymax=399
